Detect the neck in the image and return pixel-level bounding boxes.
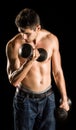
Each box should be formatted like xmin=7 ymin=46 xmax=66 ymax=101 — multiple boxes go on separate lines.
xmin=34 ymin=30 xmax=42 ymax=46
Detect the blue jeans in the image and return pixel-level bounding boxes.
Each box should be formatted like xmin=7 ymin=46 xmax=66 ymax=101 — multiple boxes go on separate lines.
xmin=13 ymin=89 xmax=56 ymax=130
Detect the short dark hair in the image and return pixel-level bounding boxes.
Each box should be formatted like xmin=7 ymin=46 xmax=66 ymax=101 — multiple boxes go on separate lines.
xmin=15 ymin=8 xmax=40 ymax=29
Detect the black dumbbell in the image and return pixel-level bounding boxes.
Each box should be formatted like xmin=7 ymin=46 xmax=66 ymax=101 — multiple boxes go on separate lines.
xmin=19 ymin=43 xmax=48 ymax=62
xmin=55 ymin=98 xmax=72 ymax=121
xmin=19 ymin=43 xmax=33 ymax=59
xmin=37 ymin=48 xmax=47 ymax=62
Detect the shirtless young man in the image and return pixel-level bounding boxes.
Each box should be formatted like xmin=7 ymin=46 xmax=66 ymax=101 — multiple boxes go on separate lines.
xmin=6 ymin=8 xmax=69 ymax=130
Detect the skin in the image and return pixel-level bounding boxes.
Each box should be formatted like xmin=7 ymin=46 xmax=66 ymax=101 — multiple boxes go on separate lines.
xmin=6 ymin=25 xmax=70 ymax=111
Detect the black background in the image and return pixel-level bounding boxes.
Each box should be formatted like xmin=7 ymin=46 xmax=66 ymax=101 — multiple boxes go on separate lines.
xmin=0 ymin=0 xmax=76 ymax=130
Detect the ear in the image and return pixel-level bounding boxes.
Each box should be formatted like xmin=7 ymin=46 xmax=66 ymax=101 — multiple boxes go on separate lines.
xmin=36 ymin=25 xmax=41 ymax=31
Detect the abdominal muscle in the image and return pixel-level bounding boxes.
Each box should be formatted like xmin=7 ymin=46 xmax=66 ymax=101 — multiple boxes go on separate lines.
xmin=20 ymin=61 xmax=52 ymax=93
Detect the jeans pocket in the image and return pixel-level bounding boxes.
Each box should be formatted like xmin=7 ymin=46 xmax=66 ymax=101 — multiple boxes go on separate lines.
xmin=13 ymin=93 xmax=26 ymax=111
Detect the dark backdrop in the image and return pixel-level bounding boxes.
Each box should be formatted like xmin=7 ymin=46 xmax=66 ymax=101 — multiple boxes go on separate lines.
xmin=0 ymin=0 xmax=75 ymax=130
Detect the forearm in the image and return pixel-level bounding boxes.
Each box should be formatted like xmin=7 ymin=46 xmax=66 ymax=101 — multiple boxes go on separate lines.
xmin=10 ymin=58 xmax=35 ymax=87
xmin=54 ymin=71 xmax=68 ymax=101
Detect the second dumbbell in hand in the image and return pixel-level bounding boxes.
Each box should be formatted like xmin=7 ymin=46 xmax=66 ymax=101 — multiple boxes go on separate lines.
xmin=55 ymin=98 xmax=72 ymax=121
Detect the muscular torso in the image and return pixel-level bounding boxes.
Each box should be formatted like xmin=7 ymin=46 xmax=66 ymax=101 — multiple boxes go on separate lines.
xmin=7 ymin=30 xmax=55 ymax=93
xmin=20 ymin=56 xmax=51 ymax=92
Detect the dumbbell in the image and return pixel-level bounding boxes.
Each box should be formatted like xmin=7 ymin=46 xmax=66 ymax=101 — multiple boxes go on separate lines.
xmin=55 ymin=98 xmax=72 ymax=121
xmin=19 ymin=43 xmax=48 ymax=62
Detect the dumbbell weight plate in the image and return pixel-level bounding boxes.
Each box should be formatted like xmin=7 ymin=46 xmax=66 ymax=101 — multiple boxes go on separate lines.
xmin=19 ymin=43 xmax=33 ymax=58
xmin=37 ymin=48 xmax=48 ymax=62
xmin=54 ymin=108 xmax=68 ymax=121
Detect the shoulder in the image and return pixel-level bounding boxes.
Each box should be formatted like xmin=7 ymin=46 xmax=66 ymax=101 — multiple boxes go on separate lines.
xmin=47 ymin=31 xmax=59 ymax=44
xmin=6 ymin=33 xmax=22 ymax=51
xmin=42 ymin=29 xmax=59 ymax=49
xmin=42 ymin=29 xmax=58 ymax=41
xmin=6 ymin=33 xmax=23 ymax=57
xmin=6 ymin=33 xmax=22 ymax=47
xmin=47 ymin=32 xmax=59 ymax=50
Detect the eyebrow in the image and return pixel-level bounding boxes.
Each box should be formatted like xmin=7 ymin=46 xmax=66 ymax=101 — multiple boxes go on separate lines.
xmin=18 ymin=28 xmax=30 ymax=34
xmin=20 ymin=28 xmax=25 ymax=33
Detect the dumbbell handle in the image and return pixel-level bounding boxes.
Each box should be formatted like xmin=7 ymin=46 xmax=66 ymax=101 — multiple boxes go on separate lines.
xmin=60 ymin=98 xmax=72 ymax=106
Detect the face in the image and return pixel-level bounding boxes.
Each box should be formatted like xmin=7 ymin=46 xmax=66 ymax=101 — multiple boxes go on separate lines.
xmin=18 ymin=25 xmax=41 ymax=43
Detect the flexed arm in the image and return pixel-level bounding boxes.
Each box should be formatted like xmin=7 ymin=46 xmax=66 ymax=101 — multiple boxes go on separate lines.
xmin=6 ymin=41 xmax=39 ymax=87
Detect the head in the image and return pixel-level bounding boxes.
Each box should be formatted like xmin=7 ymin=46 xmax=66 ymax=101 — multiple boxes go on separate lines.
xmin=15 ymin=8 xmax=41 ymax=42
